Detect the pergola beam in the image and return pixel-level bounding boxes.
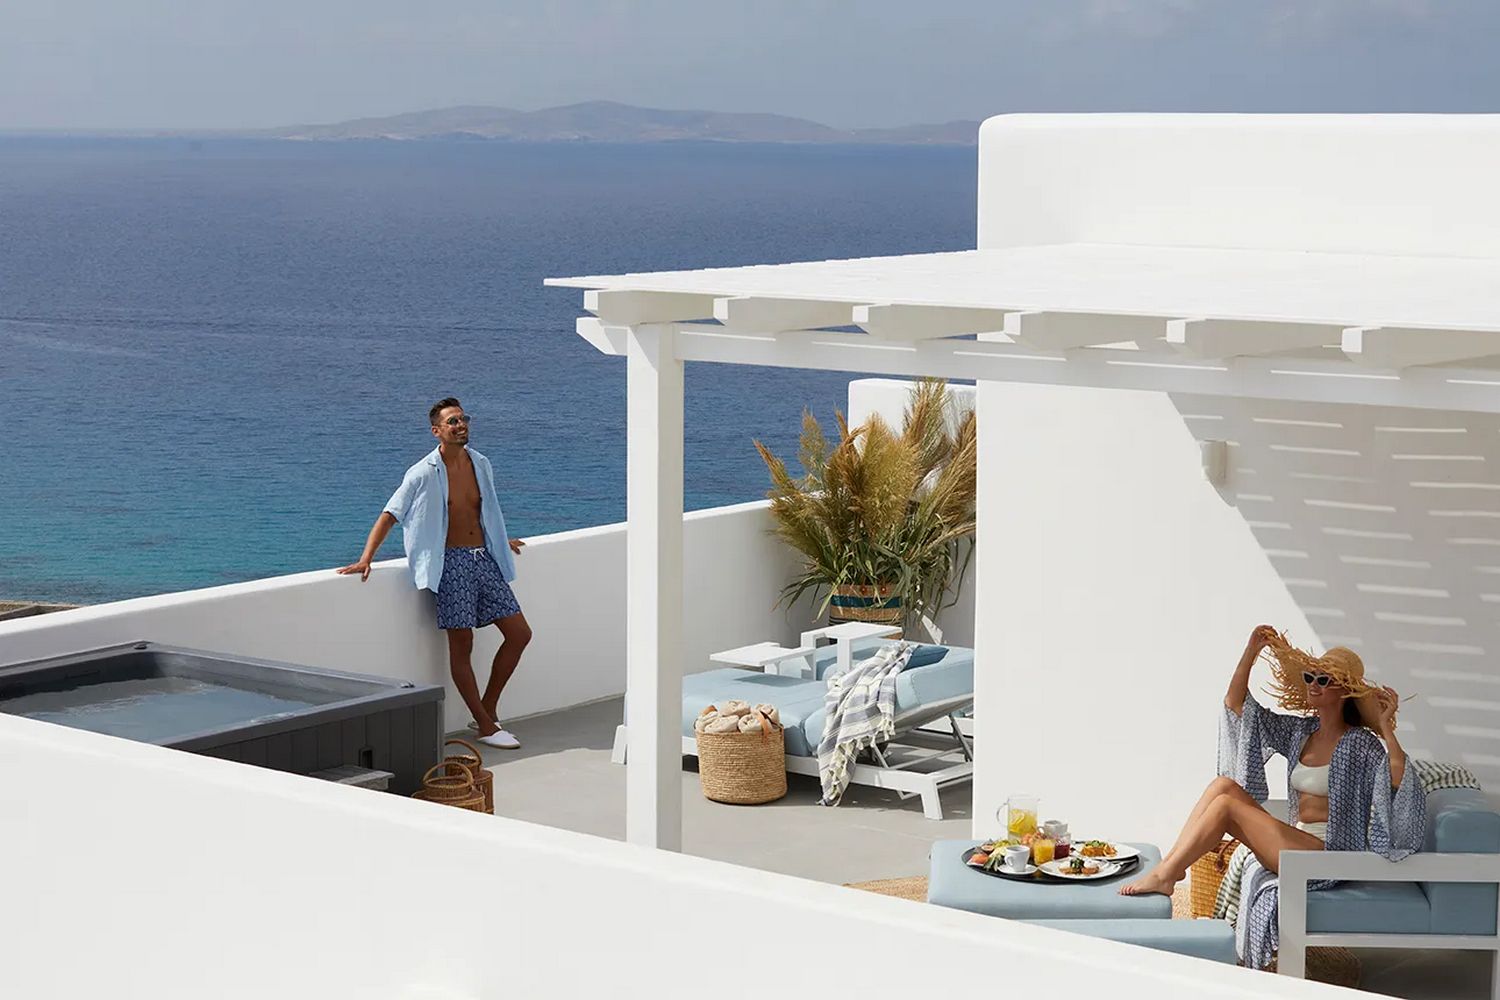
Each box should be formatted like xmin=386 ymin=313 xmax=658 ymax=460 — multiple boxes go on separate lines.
xmin=853 ymin=303 xmax=1012 ymax=341
xmin=713 ymin=295 xmax=854 ymax=332
xmin=586 ymin=289 xmax=717 ymax=325
xmin=1167 ymin=319 xmax=1343 ymax=358
xmin=1005 ymin=310 xmax=1172 ymax=352
xmin=1342 ymin=326 xmax=1500 ymax=369
xmin=574 ymin=317 xmax=1500 ymax=414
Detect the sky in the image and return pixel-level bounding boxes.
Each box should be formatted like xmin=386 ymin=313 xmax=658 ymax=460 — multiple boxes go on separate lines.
xmin=1 ymin=0 xmax=1497 ymax=130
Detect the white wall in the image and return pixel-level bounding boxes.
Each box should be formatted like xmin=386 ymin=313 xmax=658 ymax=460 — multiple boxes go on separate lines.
xmin=977 ymin=114 xmax=1500 ymax=258
xmin=847 ymin=378 xmax=976 ymax=648
xmin=0 ymin=712 xmax=1341 ymax=1000
xmin=968 ymin=113 xmax=1500 ymax=841
xmin=0 ymin=501 xmax=803 ymax=733
xmin=973 ymin=382 xmax=1313 ymax=844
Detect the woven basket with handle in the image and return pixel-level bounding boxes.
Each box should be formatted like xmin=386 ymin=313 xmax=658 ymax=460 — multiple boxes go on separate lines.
xmin=695 ymin=705 xmax=787 ymax=805
xmin=1189 ymin=837 xmax=1241 ymax=918
xmin=411 ymin=762 xmax=487 ymax=813
xmin=442 ymin=738 xmax=494 ymax=814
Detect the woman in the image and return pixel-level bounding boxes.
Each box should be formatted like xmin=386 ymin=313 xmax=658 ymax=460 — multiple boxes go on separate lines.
xmin=1119 ymin=624 xmax=1423 ymax=899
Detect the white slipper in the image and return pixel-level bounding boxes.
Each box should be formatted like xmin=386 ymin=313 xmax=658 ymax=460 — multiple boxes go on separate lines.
xmin=476 ymin=729 xmax=521 ymax=750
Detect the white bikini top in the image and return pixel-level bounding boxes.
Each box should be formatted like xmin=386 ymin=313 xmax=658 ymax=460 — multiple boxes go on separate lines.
xmin=1290 ymin=761 xmax=1331 ymax=797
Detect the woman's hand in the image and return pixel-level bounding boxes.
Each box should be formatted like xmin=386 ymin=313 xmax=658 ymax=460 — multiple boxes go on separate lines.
xmin=1366 ymin=687 xmax=1400 ymax=738
xmin=1245 ymin=624 xmax=1277 ymax=656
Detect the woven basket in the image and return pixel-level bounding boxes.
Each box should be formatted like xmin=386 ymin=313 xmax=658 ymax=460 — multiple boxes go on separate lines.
xmin=828 ymin=583 xmax=903 ymax=628
xmin=695 ymin=707 xmax=787 ymax=805
xmin=411 ymin=762 xmax=487 ymax=813
xmin=443 ymin=738 xmax=494 ymax=814
xmin=1268 ymin=948 xmax=1361 ymax=988
xmin=1189 ymin=837 xmax=1241 ymax=918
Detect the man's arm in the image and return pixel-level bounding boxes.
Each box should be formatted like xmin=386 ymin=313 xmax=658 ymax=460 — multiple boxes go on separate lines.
xmin=337 ymin=512 xmax=398 ymax=582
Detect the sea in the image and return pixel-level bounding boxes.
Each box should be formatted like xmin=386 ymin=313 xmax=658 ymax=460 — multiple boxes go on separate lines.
xmin=0 ymin=139 xmax=975 ymax=605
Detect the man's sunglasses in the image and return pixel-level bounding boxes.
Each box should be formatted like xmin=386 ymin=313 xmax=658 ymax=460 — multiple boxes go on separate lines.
xmin=1302 ymin=671 xmax=1333 ymax=688
xmin=443 ymin=415 xmax=472 ymax=427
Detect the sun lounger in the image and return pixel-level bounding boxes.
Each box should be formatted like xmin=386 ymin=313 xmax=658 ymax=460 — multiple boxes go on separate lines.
xmin=612 ymin=636 xmax=974 ymax=819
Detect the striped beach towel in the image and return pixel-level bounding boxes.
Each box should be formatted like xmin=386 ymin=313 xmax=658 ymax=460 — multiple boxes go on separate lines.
xmin=817 ymin=642 xmax=913 ymax=806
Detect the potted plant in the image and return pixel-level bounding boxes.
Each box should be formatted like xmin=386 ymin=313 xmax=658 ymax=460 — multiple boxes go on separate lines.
xmin=754 ymin=379 xmax=977 ymax=636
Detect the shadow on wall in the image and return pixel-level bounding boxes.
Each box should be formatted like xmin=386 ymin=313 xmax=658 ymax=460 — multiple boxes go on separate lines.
xmin=1177 ymin=393 xmax=1500 ymax=783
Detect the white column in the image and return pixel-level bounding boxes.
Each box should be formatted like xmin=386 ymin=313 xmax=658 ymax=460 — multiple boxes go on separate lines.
xmin=625 ymin=324 xmax=685 ymax=851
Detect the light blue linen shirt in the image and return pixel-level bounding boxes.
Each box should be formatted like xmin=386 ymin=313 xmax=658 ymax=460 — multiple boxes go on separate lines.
xmin=383 ymin=445 xmax=516 ymax=592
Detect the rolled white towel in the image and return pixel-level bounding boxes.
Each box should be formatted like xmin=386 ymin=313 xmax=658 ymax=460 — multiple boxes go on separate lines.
xmin=753 ymin=704 xmax=780 ymax=727
xmin=719 ymin=699 xmax=751 ymax=718
xmin=703 ymin=715 xmax=743 ymax=735
xmin=694 ymin=709 xmax=722 ymax=734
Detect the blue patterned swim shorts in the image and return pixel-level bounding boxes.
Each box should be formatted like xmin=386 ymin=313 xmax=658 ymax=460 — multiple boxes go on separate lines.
xmin=435 ymin=546 xmax=522 ymax=630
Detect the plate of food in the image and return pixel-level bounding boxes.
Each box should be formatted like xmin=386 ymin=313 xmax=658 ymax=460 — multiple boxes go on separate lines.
xmin=1040 ymin=856 xmax=1123 ymax=880
xmin=1070 ymin=840 xmax=1139 ymax=863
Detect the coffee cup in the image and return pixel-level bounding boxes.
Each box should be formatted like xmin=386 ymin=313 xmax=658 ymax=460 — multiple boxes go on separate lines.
xmin=1003 ymin=844 xmax=1032 ymax=872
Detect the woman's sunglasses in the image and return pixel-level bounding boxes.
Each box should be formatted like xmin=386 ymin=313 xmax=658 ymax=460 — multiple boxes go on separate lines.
xmin=443 ymin=415 xmax=472 ymax=427
xmin=1302 ymin=671 xmax=1333 ymax=688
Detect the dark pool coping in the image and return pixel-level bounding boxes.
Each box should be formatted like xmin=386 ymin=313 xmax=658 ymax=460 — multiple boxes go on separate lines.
xmin=0 ymin=640 xmax=445 ymax=751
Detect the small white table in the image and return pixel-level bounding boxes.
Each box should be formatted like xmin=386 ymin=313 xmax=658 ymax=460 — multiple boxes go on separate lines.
xmin=799 ymin=622 xmax=903 ymax=679
xmin=709 ymin=642 xmax=818 ymax=678
xmin=709 ymin=623 xmax=903 ymax=680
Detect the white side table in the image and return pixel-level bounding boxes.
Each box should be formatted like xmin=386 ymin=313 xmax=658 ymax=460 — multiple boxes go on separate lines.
xmin=709 ymin=641 xmax=819 ymax=678
xmin=799 ymin=622 xmax=902 ymax=678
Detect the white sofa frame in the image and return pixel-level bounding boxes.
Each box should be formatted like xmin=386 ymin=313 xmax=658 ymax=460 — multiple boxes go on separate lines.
xmin=1279 ymin=848 xmax=1500 ymax=998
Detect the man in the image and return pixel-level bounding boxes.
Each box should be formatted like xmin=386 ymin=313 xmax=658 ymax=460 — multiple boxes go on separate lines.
xmin=339 ymin=397 xmax=531 ymax=749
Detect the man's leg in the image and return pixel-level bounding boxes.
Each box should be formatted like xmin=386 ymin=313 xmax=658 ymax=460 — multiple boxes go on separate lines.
xmin=481 ymin=611 xmax=532 ymax=723
xmin=446 ymin=627 xmax=499 ymax=736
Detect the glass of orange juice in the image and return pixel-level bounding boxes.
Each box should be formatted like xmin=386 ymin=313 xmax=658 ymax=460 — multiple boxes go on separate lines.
xmin=1031 ymin=837 xmax=1055 ymax=866
xmin=1002 ymin=795 xmax=1038 ymax=838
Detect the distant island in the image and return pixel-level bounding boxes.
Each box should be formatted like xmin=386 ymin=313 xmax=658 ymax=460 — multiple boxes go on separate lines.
xmin=246 ymin=100 xmax=979 ymax=146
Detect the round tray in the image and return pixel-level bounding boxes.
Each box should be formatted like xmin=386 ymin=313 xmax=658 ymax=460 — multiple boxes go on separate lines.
xmin=961 ymin=846 xmax=1140 ymax=883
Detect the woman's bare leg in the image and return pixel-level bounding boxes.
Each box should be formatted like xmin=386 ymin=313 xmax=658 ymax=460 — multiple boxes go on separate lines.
xmin=1120 ymin=796 xmax=1321 ymax=896
xmin=1165 ymin=777 xmax=1256 ymax=859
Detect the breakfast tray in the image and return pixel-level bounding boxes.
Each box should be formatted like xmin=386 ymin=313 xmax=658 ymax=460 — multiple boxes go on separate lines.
xmin=960 ymin=846 xmax=1140 ymax=883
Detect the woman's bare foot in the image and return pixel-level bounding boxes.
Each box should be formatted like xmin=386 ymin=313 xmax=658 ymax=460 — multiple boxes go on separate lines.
xmin=1118 ymin=868 xmax=1179 ymax=897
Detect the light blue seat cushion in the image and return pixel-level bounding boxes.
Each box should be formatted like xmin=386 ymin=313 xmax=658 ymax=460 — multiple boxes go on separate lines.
xmin=1307 ymin=880 xmax=1431 ymax=935
xmin=681 ymin=669 xmax=826 ymax=757
xmin=800 ymin=643 xmax=974 ymax=752
xmin=927 ymin=839 xmax=1171 ymax=921
xmin=1422 ymin=787 xmax=1500 ymax=935
xmin=1026 ymin=919 xmax=1237 ymax=964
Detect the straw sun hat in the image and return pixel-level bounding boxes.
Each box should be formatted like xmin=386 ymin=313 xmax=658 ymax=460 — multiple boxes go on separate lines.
xmin=1260 ymin=631 xmax=1394 ymax=718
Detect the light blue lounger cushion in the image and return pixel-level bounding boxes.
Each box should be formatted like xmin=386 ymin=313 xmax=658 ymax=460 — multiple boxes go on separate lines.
xmin=1421 ymin=787 xmax=1500 ymax=935
xmin=1305 ymin=787 xmax=1500 ymax=937
xmin=1306 ymin=880 xmax=1431 ymax=935
xmin=800 ymin=643 xmax=974 ymax=754
xmin=1025 ymin=919 xmax=1237 ymax=964
xmin=681 ymin=644 xmax=975 ymax=759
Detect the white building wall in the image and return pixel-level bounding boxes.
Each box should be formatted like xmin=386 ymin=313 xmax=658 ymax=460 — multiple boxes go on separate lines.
xmin=0 ymin=711 xmax=1341 ymax=1000
xmin=973 ymin=382 xmax=1312 ymax=843
xmin=0 ymin=501 xmax=803 ymax=733
xmin=968 ymin=113 xmax=1500 ymax=840
xmin=977 ymin=114 xmax=1500 ymax=258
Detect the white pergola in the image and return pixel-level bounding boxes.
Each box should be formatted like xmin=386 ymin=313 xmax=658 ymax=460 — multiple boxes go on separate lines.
xmin=546 ymin=113 xmax=1500 ymax=853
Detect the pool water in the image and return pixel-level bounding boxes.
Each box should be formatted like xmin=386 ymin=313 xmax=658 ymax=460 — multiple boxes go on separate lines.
xmin=0 ymin=676 xmax=321 ymax=743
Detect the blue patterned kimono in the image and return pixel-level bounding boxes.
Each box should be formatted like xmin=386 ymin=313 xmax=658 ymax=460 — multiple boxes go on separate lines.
xmin=1217 ymin=695 xmax=1425 ymax=969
